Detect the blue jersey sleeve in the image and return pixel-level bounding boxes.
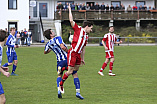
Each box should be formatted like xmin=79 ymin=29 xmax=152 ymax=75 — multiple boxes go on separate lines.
xmin=6 ymin=35 xmax=14 ymax=47
xmin=56 ymin=36 xmax=63 ymax=45
xmin=44 ymin=42 xmax=50 ymax=51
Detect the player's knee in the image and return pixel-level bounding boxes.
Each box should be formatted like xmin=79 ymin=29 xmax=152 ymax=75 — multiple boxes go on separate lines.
xmin=8 ymin=63 xmax=13 ymax=66
xmin=0 ymin=95 xmax=6 ymax=104
xmin=14 ymin=60 xmax=18 ymax=65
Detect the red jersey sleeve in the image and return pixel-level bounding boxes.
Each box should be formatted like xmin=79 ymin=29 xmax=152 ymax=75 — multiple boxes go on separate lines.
xmin=102 ymin=34 xmax=107 ymax=41
xmin=72 ymin=22 xmax=79 ymax=32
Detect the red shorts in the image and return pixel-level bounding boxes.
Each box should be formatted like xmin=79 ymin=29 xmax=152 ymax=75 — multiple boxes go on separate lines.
xmin=105 ymin=51 xmax=114 ymax=58
xmin=67 ymin=49 xmax=81 ymax=67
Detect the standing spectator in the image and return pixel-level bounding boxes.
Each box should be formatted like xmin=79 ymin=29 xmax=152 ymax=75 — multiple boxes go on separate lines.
xmin=81 ymin=3 xmax=86 ymax=10
xmin=64 ymin=2 xmax=68 ymax=10
xmin=116 ymin=34 xmax=121 ymax=46
xmin=75 ymin=3 xmax=78 ymax=10
xmin=24 ymin=28 xmax=27 ymax=45
xmin=98 ymin=26 xmax=122 ymax=76
xmin=56 ymin=3 xmax=60 ymax=11
xmin=78 ymin=3 xmax=82 ymax=10
xmin=85 ymin=4 xmax=90 ymax=10
xmin=143 ymin=5 xmax=147 ymax=10
xmin=132 ymin=4 xmax=137 ymax=10
xmin=90 ymin=3 xmax=95 ymax=10
xmin=58 ymin=2 xmax=63 ymax=10
xmin=127 ymin=4 xmax=132 ymax=11
xmin=110 ymin=4 xmax=114 ymax=11
xmin=152 ymin=6 xmax=156 ymax=10
xmin=95 ymin=2 xmax=100 ymax=10
xmin=20 ymin=30 xmax=25 ymax=46
xmin=106 ymin=4 xmax=109 ymax=10
xmin=148 ymin=5 xmax=152 ymax=10
xmin=115 ymin=4 xmax=120 ymax=10
xmin=71 ymin=3 xmax=75 ymax=10
xmin=100 ymin=2 xmax=105 ymax=10
xmin=139 ymin=5 xmax=143 ymax=10
xmin=120 ymin=4 xmax=125 ymax=10
xmin=16 ymin=31 xmax=21 ymax=46
xmin=26 ymin=29 xmax=32 ymax=46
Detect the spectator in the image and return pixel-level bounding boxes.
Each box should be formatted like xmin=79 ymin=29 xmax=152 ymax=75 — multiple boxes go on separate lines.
xmin=68 ymin=30 xmax=73 ymax=45
xmin=115 ymin=4 xmax=120 ymax=10
xmin=127 ymin=4 xmax=132 ymax=11
xmin=75 ymin=3 xmax=78 ymax=10
xmin=81 ymin=3 xmax=86 ymax=10
xmin=152 ymin=6 xmax=156 ymax=10
xmin=5 ymin=28 xmax=9 ymax=36
xmin=148 ymin=5 xmax=152 ymax=10
xmin=71 ymin=3 xmax=75 ymax=10
xmin=90 ymin=3 xmax=95 ymax=10
xmin=143 ymin=5 xmax=147 ymax=10
xmin=116 ymin=34 xmax=121 ymax=46
xmin=26 ymin=29 xmax=32 ymax=46
xmin=95 ymin=2 xmax=100 ymax=10
xmin=56 ymin=3 xmax=60 ymax=11
xmin=64 ymin=2 xmax=68 ymax=10
xmin=100 ymin=2 xmax=105 ymax=10
xmin=132 ymin=4 xmax=137 ymax=10
xmin=139 ymin=5 xmax=143 ymax=10
xmin=110 ymin=4 xmax=114 ymax=11
xmin=85 ymin=4 xmax=90 ymax=10
xmin=16 ymin=31 xmax=21 ymax=46
xmin=120 ymin=4 xmax=125 ymax=10
xmin=58 ymin=2 xmax=64 ymax=10
xmin=106 ymin=4 xmax=109 ymax=10
xmin=78 ymin=3 xmax=82 ymax=10
xmin=24 ymin=28 xmax=27 ymax=45
xmin=20 ymin=30 xmax=25 ymax=46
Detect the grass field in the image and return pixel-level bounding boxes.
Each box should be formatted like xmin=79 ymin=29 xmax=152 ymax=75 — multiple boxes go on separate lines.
xmin=1 ymin=46 xmax=157 ymax=104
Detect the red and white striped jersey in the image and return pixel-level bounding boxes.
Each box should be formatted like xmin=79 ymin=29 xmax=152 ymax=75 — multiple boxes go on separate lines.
xmin=71 ymin=22 xmax=88 ymax=53
xmin=102 ymin=33 xmax=117 ymax=52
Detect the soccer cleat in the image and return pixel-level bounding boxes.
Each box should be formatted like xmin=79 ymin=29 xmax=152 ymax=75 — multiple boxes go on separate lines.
xmin=98 ymin=71 xmax=104 ymax=76
xmin=59 ymin=84 xmax=64 ymax=94
xmin=108 ymin=73 xmax=116 ymax=76
xmin=58 ymin=90 xmax=62 ymax=98
xmin=57 ymin=66 xmax=62 ymax=75
xmin=76 ymin=92 xmax=84 ymax=100
xmin=11 ymin=73 xmax=18 ymax=76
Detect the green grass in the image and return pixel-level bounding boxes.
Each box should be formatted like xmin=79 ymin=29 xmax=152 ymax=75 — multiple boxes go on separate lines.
xmin=1 ymin=46 xmax=157 ymax=104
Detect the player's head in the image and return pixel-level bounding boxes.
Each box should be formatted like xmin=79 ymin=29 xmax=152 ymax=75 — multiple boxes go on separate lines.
xmin=10 ymin=27 xmax=16 ymax=35
xmin=43 ymin=29 xmax=55 ymax=40
xmin=0 ymin=30 xmax=7 ymax=42
xmin=82 ymin=21 xmax=93 ymax=34
xmin=109 ymin=26 xmax=114 ymax=33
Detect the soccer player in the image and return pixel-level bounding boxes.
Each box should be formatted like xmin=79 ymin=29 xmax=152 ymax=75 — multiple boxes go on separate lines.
xmin=0 ymin=30 xmax=10 ymax=104
xmin=43 ymin=29 xmax=82 ymax=99
xmin=98 ymin=26 xmax=122 ymax=76
xmin=59 ymin=4 xmax=93 ymax=99
xmin=2 ymin=27 xmax=19 ymax=76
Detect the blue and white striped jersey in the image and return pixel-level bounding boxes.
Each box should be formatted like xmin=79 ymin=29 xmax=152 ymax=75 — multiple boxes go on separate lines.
xmin=6 ymin=34 xmax=16 ymax=54
xmin=0 ymin=45 xmax=3 ymax=66
xmin=44 ymin=36 xmax=67 ymax=62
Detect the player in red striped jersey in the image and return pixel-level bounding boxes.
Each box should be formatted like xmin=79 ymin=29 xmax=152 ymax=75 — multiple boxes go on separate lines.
xmin=59 ymin=4 xmax=93 ymax=99
xmin=98 ymin=26 xmax=122 ymax=76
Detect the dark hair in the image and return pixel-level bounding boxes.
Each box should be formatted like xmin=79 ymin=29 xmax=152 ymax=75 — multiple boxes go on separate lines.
xmin=10 ymin=27 xmax=16 ymax=31
xmin=0 ymin=30 xmax=7 ymax=42
xmin=43 ymin=29 xmax=52 ymax=40
xmin=82 ymin=21 xmax=93 ymax=28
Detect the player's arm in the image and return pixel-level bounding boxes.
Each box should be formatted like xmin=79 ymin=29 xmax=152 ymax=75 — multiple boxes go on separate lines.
xmin=60 ymin=43 xmax=68 ymax=53
xmin=115 ymin=41 xmax=122 ymax=44
xmin=102 ymin=40 xmax=108 ymax=51
xmin=44 ymin=49 xmax=51 ymax=54
xmin=81 ymin=46 xmax=85 ymax=65
xmin=68 ymin=4 xmax=75 ymax=27
xmin=6 ymin=36 xmax=14 ymax=47
xmin=0 ymin=66 xmax=10 ymax=77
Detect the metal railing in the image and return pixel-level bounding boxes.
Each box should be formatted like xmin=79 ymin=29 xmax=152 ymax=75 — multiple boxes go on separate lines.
xmin=88 ymin=37 xmax=157 ymax=46
xmin=54 ymin=10 xmax=157 ymax=20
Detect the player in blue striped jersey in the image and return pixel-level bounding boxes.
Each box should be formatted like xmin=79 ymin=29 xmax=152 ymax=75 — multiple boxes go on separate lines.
xmin=0 ymin=30 xmax=10 ymax=104
xmin=2 ymin=27 xmax=19 ymax=76
xmin=44 ymin=29 xmax=83 ymax=99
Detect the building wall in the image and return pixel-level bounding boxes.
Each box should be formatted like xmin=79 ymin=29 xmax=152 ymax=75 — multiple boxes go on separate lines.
xmin=0 ymin=0 xmax=29 ymax=31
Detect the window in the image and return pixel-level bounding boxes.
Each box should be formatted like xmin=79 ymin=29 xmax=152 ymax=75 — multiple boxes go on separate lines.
xmin=8 ymin=0 xmax=17 ymax=9
xmin=8 ymin=22 xmax=17 ymax=32
xmin=111 ymin=1 xmax=121 ymax=7
xmin=136 ymin=1 xmax=145 ymax=8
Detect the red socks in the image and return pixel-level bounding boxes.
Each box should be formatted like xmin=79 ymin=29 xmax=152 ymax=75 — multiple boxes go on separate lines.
xmin=109 ymin=62 xmax=113 ymax=73
xmin=100 ymin=62 xmax=107 ymax=72
xmin=60 ymin=72 xmax=69 ymax=86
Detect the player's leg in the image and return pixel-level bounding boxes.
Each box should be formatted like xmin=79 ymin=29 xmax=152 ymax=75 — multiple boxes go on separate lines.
xmin=98 ymin=58 xmax=110 ymax=76
xmin=72 ymin=70 xmax=84 ymax=100
xmin=11 ymin=52 xmax=18 ymax=76
xmin=57 ymin=75 xmax=62 ymax=98
xmin=108 ymin=56 xmax=116 ymax=76
xmin=0 ymin=83 xmax=6 ymax=104
xmin=3 ymin=53 xmax=13 ymax=67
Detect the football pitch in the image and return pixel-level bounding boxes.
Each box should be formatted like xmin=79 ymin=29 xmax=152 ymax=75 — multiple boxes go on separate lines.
xmin=1 ymin=46 xmax=157 ymax=104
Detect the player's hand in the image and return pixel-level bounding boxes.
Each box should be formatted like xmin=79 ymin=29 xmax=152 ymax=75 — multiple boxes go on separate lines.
xmin=4 ymin=72 xmax=10 ymax=77
xmin=105 ymin=46 xmax=108 ymax=51
xmin=80 ymin=60 xmax=85 ymax=66
xmin=14 ymin=45 xmax=19 ymax=48
xmin=120 ymin=41 xmax=122 ymax=43
xmin=1 ymin=66 xmax=9 ymax=72
xmin=68 ymin=3 xmax=71 ymax=9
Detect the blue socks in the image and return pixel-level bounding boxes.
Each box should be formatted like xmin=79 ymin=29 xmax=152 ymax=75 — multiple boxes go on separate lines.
xmin=3 ymin=63 xmax=8 ymax=67
xmin=12 ymin=64 xmax=17 ymax=73
xmin=57 ymin=77 xmax=62 ymax=87
xmin=74 ymin=78 xmax=80 ymax=89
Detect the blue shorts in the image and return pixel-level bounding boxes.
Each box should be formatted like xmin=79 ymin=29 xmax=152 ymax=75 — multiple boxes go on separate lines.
xmin=57 ymin=59 xmax=77 ymax=75
xmin=0 ymin=82 xmax=4 ymax=95
xmin=7 ymin=52 xmax=17 ymax=63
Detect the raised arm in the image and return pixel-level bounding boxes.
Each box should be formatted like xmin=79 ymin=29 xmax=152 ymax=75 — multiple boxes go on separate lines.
xmin=68 ymin=4 xmax=75 ymax=27
xmin=60 ymin=44 xmax=68 ymax=53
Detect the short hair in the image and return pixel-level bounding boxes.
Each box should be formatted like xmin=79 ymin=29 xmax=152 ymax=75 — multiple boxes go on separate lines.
xmin=43 ymin=29 xmax=52 ymax=40
xmin=10 ymin=27 xmax=16 ymax=31
xmin=0 ymin=30 xmax=7 ymax=42
xmin=82 ymin=21 xmax=93 ymax=28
